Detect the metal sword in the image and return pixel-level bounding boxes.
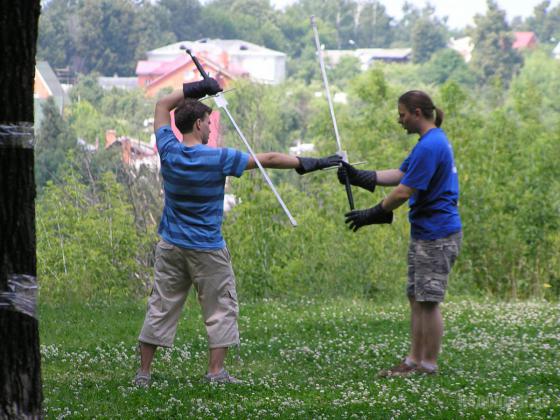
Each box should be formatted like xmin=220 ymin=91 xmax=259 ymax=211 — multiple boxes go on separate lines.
xmin=310 ymin=15 xmax=355 ymax=210
xmin=182 ymin=47 xmax=298 ymax=227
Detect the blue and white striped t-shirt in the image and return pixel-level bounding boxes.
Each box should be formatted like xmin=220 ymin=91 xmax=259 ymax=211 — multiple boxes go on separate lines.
xmin=156 ymin=125 xmax=249 ymax=250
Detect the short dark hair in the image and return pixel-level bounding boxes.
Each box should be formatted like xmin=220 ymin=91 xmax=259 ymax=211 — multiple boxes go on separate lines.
xmin=398 ymin=90 xmax=444 ymax=127
xmin=174 ymin=99 xmax=212 ymax=133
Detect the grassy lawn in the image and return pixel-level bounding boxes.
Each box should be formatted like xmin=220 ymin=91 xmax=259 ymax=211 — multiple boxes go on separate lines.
xmin=40 ymin=298 xmax=560 ymax=419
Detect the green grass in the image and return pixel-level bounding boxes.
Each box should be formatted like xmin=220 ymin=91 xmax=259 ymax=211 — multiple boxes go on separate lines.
xmin=40 ymin=297 xmax=560 ymax=419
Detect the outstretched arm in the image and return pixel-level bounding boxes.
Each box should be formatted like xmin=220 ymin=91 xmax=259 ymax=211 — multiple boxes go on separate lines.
xmin=246 ymin=153 xmax=300 ymax=170
xmin=376 ymin=169 xmax=404 ymax=186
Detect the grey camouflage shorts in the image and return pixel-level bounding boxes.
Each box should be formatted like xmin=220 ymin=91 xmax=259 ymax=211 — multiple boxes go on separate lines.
xmin=406 ymin=231 xmax=462 ymax=302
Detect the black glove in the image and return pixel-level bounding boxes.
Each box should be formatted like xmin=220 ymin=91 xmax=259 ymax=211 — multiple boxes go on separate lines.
xmin=295 ymin=154 xmax=342 ymax=175
xmin=345 ymin=201 xmax=393 ymax=232
xmin=337 ymin=161 xmax=377 ymax=192
xmin=183 ymin=78 xmax=222 ymax=99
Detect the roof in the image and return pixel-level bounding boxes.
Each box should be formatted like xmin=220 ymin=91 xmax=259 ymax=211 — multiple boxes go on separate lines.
xmin=98 ymin=76 xmax=138 ymax=90
xmin=324 ymin=48 xmax=411 ymax=68
xmin=357 ymin=48 xmax=411 ymax=60
xmin=146 ymin=39 xmax=286 ymax=62
xmin=513 ymin=32 xmax=537 ymax=49
xmin=36 ymin=61 xmax=70 ymax=104
xmin=139 ymin=54 xmax=237 ymax=85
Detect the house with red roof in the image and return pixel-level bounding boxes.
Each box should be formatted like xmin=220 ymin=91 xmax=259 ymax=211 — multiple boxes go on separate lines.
xmin=137 ymin=39 xmax=286 ymax=147
xmin=34 ymin=61 xmax=71 ymax=128
xmin=513 ymin=32 xmax=537 ymax=50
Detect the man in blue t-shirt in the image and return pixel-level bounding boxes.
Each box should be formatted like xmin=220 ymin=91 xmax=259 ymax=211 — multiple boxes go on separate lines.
xmin=338 ymin=90 xmax=462 ymax=377
xmin=134 ymin=79 xmax=341 ymax=386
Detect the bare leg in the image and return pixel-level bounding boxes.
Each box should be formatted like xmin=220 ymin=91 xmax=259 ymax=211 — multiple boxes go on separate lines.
xmin=139 ymin=342 xmax=157 ymax=373
xmin=208 ymin=347 xmax=227 ymax=374
xmin=420 ymin=302 xmax=443 ymax=364
xmin=408 ymin=296 xmax=423 ymax=364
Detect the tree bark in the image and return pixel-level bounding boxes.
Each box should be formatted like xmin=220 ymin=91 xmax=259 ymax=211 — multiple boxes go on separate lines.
xmin=0 ymin=2 xmax=43 ymax=418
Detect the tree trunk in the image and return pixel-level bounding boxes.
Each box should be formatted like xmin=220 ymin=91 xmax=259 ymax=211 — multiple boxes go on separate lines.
xmin=0 ymin=2 xmax=43 ymax=418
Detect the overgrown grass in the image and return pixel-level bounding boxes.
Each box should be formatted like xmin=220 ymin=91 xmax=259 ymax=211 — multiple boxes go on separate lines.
xmin=40 ymin=297 xmax=559 ymax=418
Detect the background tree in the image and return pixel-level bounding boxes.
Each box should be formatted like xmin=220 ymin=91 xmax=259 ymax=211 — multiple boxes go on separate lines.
xmin=420 ymin=48 xmax=476 ymax=86
xmin=410 ymin=6 xmax=448 ymax=63
xmin=37 ymin=0 xmax=79 ymax=71
xmin=0 ymin=1 xmax=43 ymax=417
xmin=35 ymin=98 xmax=77 ymax=190
xmin=133 ymin=1 xmax=178 ymax=62
xmin=157 ymin=0 xmax=203 ymax=42
xmin=75 ymin=0 xmax=139 ymax=75
xmin=468 ymin=0 xmax=523 ymax=86
xmin=355 ymin=1 xmax=394 ymax=47
xmin=392 ymin=1 xmax=422 ymax=46
xmin=523 ymin=1 xmax=560 ymax=44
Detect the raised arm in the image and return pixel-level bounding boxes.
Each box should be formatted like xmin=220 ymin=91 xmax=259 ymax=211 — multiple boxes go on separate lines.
xmin=154 ymin=79 xmax=223 ymax=132
xmin=154 ymin=89 xmax=184 ymax=132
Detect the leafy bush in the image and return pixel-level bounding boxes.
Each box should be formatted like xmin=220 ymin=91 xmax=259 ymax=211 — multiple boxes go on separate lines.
xmin=37 ymin=158 xmax=152 ymax=301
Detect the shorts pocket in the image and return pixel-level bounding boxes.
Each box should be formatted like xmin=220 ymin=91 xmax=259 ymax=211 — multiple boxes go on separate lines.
xmin=158 ymin=240 xmax=176 ymax=250
xmin=227 ymin=288 xmax=238 ymax=303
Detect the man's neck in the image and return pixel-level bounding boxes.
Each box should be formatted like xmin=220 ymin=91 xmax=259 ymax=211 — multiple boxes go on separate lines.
xmin=182 ymin=133 xmax=202 ymax=147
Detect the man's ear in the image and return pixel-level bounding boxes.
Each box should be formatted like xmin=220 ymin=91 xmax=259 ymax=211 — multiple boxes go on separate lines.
xmin=194 ymin=118 xmax=201 ymax=131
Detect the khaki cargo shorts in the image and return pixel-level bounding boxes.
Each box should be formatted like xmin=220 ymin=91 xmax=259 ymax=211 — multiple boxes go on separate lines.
xmin=406 ymin=231 xmax=462 ymax=302
xmin=139 ymin=239 xmax=239 ymax=349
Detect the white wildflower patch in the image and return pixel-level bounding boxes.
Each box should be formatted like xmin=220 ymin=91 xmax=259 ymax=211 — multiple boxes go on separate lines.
xmin=41 ymin=299 xmax=560 ymax=418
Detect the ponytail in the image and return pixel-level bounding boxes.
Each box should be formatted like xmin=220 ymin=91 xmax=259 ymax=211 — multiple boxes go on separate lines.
xmin=399 ymin=90 xmax=444 ymax=127
xmin=434 ymin=107 xmax=444 ymax=127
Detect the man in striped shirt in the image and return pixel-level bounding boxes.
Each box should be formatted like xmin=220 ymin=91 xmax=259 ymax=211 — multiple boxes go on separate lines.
xmin=134 ymin=79 xmax=340 ymax=386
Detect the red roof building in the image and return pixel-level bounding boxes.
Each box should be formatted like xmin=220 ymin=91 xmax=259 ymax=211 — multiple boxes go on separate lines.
xmin=513 ymin=32 xmax=538 ymax=50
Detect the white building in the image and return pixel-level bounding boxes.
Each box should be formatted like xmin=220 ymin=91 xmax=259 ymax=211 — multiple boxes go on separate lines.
xmin=448 ymin=36 xmax=474 ymax=62
xmin=553 ymin=42 xmax=560 ymax=60
xmin=146 ymin=39 xmax=286 ymax=85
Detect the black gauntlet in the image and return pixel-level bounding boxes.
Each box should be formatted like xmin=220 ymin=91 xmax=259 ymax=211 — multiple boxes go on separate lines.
xmin=183 ymin=78 xmax=222 ymax=99
xmin=296 ymin=154 xmax=342 ymax=175
xmin=344 ymin=201 xmax=393 ymax=232
xmin=337 ymin=161 xmax=377 ymax=192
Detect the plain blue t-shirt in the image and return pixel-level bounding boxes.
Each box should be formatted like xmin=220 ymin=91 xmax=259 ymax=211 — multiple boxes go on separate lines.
xmin=399 ymin=127 xmax=462 ymax=240
xmin=156 ymin=125 xmax=249 ymax=249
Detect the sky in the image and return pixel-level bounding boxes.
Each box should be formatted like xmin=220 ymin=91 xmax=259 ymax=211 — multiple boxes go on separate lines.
xmin=270 ymin=0 xmax=560 ymax=30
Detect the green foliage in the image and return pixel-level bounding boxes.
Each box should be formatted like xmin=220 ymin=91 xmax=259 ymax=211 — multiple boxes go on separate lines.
xmin=328 ymin=56 xmax=361 ymax=88
xmin=410 ymin=13 xmax=448 ymax=63
xmin=69 ymin=73 xmax=105 ymax=106
xmin=67 ymin=100 xmax=106 ymax=144
xmin=355 ymin=2 xmax=394 ymax=47
xmin=37 ymin=0 xmax=79 ymax=69
xmin=35 ymin=97 xmax=77 ymax=189
xmin=67 ymin=75 xmax=155 ymax=143
xmin=468 ymin=0 xmax=523 ymax=86
xmin=36 ymin=157 xmax=149 ymax=301
xmin=523 ymin=0 xmax=560 ymax=44
xmin=157 ymin=0 xmax=203 ymax=42
xmin=420 ymin=49 xmax=476 ymax=86
xmin=76 ymin=0 xmax=139 ymax=75
xmin=508 ymin=49 xmax=560 ymax=127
